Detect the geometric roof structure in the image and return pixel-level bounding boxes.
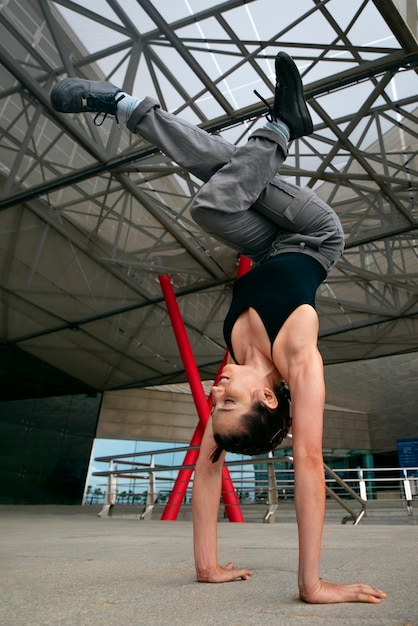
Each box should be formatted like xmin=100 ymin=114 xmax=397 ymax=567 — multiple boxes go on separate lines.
xmin=0 ymin=0 xmax=417 ymax=399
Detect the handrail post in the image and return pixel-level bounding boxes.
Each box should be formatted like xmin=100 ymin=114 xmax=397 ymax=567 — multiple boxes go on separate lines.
xmin=358 ymin=468 xmax=368 ymax=501
xmin=141 ymin=455 xmax=156 ymax=520
xmin=323 ymin=462 xmax=367 ymax=525
xmin=98 ymin=460 xmax=118 ymax=518
xmin=402 ymin=469 xmax=414 ymax=516
xmin=263 ymin=454 xmax=279 ymax=523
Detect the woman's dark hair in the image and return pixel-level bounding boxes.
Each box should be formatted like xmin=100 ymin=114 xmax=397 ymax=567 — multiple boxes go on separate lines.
xmin=211 ymin=382 xmax=291 ymax=463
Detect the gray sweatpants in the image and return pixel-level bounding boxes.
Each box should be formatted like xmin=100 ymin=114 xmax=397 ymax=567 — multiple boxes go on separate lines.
xmin=127 ymin=97 xmax=344 ymax=274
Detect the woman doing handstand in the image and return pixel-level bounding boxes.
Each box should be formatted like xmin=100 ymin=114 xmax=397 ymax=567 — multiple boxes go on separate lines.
xmin=51 ymin=53 xmax=387 ymax=604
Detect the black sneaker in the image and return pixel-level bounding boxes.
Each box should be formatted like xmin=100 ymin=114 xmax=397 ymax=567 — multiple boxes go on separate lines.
xmin=255 ymin=52 xmax=313 ymax=140
xmin=50 ymin=78 xmax=125 ymax=125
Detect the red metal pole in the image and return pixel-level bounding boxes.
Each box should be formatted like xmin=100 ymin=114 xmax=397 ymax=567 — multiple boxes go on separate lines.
xmin=159 ymin=421 xmax=204 ymax=518
xmin=158 ymin=275 xmax=212 ymax=424
xmin=236 ymin=256 xmax=252 ymax=278
xmin=159 ymin=256 xmax=252 ymax=522
xmin=159 ymin=275 xmax=243 ymax=521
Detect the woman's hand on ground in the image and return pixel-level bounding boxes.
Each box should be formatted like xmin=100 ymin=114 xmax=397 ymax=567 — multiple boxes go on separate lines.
xmin=197 ymin=562 xmax=253 ymax=583
xmin=300 ymin=580 xmax=387 ymax=604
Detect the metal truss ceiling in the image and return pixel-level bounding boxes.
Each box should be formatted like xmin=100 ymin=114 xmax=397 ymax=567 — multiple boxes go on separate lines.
xmin=0 ymin=0 xmax=417 ymax=396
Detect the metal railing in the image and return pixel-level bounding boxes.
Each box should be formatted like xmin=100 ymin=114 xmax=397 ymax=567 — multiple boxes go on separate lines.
xmin=89 ymin=444 xmax=417 ymax=524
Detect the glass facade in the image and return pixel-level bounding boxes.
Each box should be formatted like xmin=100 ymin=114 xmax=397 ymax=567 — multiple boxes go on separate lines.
xmin=0 ymin=394 xmax=100 ymax=504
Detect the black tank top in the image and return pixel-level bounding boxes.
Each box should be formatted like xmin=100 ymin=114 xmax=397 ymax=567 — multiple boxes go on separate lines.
xmin=223 ymin=253 xmax=326 ymax=363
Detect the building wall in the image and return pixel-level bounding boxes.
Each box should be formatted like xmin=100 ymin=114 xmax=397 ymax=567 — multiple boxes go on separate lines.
xmin=98 ymin=388 xmax=372 ymax=452
xmin=98 ymin=388 xmax=200 ymax=443
xmin=323 ymin=405 xmax=371 ymax=451
xmin=0 ymin=394 xmax=100 ymax=504
xmin=324 ymin=352 xmax=418 ymax=453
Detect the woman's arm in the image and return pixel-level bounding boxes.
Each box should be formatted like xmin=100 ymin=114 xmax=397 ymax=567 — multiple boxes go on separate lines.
xmin=274 ymin=306 xmax=386 ymax=604
xmin=192 ymin=415 xmax=253 ymax=583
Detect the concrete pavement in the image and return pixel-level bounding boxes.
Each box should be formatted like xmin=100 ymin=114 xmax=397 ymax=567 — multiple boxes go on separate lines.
xmin=0 ymin=505 xmax=417 ymax=626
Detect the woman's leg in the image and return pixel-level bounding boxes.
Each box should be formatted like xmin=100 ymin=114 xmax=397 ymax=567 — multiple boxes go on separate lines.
xmin=127 ymin=100 xmax=289 ymax=259
xmin=50 ymin=57 xmax=317 ymax=261
xmin=126 ymin=97 xmax=238 ymax=183
xmin=254 ymin=179 xmax=345 ymax=271
xmin=189 ymin=129 xmax=289 ymax=258
xmin=127 ymin=97 xmax=342 ymax=268
xmin=52 ymin=75 xmax=337 ymax=263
